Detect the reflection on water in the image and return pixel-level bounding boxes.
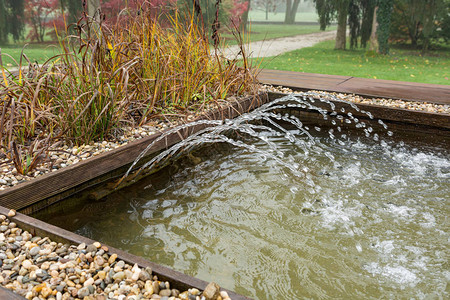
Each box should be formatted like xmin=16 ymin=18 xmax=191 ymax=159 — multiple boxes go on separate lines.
xmin=46 ymin=127 xmax=449 ymax=299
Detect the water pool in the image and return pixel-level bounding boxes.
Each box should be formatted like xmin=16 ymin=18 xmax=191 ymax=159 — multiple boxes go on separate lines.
xmin=39 ymin=95 xmax=449 ymax=299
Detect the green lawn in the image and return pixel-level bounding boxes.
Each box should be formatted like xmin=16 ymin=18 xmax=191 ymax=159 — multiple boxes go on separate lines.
xmin=223 ymin=23 xmax=336 ymax=45
xmin=258 ymin=40 xmax=450 ymax=85
xmin=249 ymin=10 xmax=319 ymax=23
xmin=0 ymin=43 xmax=62 ymax=67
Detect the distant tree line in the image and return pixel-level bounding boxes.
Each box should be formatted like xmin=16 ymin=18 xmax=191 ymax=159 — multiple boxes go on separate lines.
xmin=1 ymin=0 xmax=448 ymax=53
xmin=0 ymin=0 xmax=83 ymax=44
xmin=0 ymin=0 xmax=253 ymax=44
xmin=313 ymin=0 xmax=450 ymax=53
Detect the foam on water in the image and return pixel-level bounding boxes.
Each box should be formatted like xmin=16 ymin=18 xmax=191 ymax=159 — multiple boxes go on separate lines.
xmin=364 ymin=263 xmax=419 ymax=287
xmin=41 ymin=93 xmax=449 ymax=299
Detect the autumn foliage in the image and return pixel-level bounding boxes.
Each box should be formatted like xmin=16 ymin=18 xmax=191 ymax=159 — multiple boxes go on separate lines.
xmin=20 ymin=0 xmax=249 ymax=42
xmin=0 ymin=1 xmax=257 ymax=175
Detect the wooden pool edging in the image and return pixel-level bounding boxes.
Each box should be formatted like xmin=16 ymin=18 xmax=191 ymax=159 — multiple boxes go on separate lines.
xmin=258 ymin=69 xmax=450 ymax=105
xmin=0 ymin=93 xmax=269 ymax=213
xmin=0 ymin=286 xmax=28 ymax=299
xmin=1 ymin=71 xmax=449 ymax=300
xmin=0 ymin=206 xmax=251 ymax=300
xmin=267 ymin=91 xmax=450 ymax=130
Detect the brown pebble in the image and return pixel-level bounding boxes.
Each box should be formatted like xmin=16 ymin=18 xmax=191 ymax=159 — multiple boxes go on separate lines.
xmin=203 ymin=282 xmax=220 ymax=300
xmin=7 ymin=209 xmax=16 ymax=217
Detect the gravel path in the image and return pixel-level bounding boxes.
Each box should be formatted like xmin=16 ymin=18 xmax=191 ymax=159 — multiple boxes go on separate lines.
xmin=223 ymin=30 xmax=337 ymax=58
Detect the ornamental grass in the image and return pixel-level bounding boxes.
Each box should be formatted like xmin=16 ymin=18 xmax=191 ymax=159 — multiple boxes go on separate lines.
xmin=0 ymin=3 xmax=259 ymax=175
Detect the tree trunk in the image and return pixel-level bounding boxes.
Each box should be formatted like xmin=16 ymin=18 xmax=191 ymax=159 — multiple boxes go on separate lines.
xmin=335 ymin=0 xmax=349 ymax=49
xmin=290 ymin=0 xmax=301 ymax=23
xmin=87 ymin=0 xmax=100 ymax=20
xmin=239 ymin=0 xmax=250 ymax=33
xmin=284 ymin=0 xmax=292 ymax=23
xmin=285 ymin=0 xmax=301 ymax=24
xmin=265 ymin=2 xmax=268 ymax=20
xmin=369 ymin=6 xmax=379 ymax=52
xmin=0 ymin=0 xmax=8 ymax=44
xmin=360 ymin=0 xmax=375 ymax=48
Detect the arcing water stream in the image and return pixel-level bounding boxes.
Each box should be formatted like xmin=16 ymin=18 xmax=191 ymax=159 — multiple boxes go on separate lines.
xmin=40 ymin=94 xmax=449 ymax=299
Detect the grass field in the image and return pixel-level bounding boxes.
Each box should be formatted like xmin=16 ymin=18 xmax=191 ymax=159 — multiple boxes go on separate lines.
xmin=248 ymin=10 xmax=319 ymax=23
xmin=0 ymin=43 xmax=61 ymax=66
xmin=258 ymin=40 xmax=450 ymax=85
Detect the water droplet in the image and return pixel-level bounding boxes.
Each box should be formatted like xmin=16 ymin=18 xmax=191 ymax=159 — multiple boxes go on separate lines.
xmin=356 ymin=243 xmax=362 ymax=252
xmin=290 ymin=187 xmax=299 ymax=193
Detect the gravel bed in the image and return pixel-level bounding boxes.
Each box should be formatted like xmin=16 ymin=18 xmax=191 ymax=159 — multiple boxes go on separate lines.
xmin=0 ymin=100 xmax=230 ymax=191
xmin=0 ymin=210 xmax=230 ymax=300
xmin=1 ymin=88 xmax=449 ymax=191
xmin=0 ymin=125 xmax=161 ymax=191
xmin=260 ymin=84 xmax=450 ymax=114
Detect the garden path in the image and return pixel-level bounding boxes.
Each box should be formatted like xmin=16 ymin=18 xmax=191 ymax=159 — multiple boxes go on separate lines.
xmin=223 ymin=30 xmax=337 ymax=59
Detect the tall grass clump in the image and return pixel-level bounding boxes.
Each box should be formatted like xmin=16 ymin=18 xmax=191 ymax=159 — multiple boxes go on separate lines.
xmin=0 ymin=1 xmax=259 ymax=175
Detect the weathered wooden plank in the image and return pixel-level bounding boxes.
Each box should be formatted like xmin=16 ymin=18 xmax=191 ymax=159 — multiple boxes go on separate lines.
xmin=258 ymin=69 xmax=450 ymax=105
xmin=0 ymin=206 xmax=251 ymax=300
xmin=0 ymin=94 xmax=269 ymax=211
xmin=0 ymin=287 xmax=26 ymax=299
xmin=257 ymin=70 xmax=349 ymax=90
xmin=338 ymin=77 xmax=450 ymax=105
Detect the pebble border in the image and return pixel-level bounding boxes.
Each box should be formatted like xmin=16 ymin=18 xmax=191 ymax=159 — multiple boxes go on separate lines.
xmin=1 ymin=87 xmax=449 ymax=191
xmin=0 ymin=210 xmax=230 ymax=300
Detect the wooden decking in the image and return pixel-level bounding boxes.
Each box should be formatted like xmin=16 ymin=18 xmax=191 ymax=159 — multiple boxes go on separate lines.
xmin=257 ymin=69 xmax=450 ymax=105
